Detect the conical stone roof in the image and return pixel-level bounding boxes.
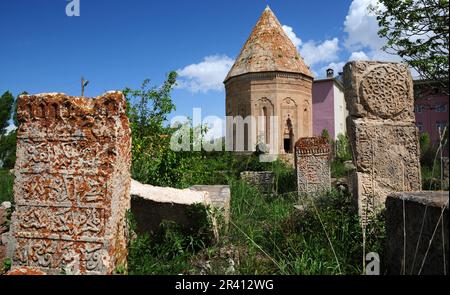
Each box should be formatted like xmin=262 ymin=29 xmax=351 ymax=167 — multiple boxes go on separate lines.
xmin=225 ymin=6 xmax=313 ymax=82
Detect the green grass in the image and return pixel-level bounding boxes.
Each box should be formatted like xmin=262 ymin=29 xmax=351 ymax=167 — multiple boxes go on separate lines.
xmin=331 ymin=159 xmax=350 ymax=179
xmin=421 ymin=162 xmax=445 ymax=190
xmin=0 ymin=169 xmax=14 ymax=203
xmin=127 ymin=176 xmax=385 ymax=275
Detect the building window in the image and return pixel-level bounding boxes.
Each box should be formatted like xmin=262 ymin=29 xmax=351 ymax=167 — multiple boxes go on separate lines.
xmin=416 ymin=122 xmax=424 ymax=132
xmin=435 ymin=104 xmax=447 ymax=112
xmin=436 ymin=121 xmax=448 ymax=133
xmin=414 ymin=105 xmax=423 ymax=113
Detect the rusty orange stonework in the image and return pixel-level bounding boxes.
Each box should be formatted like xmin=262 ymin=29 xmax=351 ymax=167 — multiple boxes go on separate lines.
xmin=295 ymin=137 xmax=331 ymax=194
xmin=9 ymin=92 xmax=131 ymax=275
xmin=225 ymin=7 xmax=314 ymax=155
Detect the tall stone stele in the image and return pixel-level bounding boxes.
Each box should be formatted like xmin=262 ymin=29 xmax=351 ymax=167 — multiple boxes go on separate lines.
xmin=9 ymin=92 xmax=131 ymax=274
xmin=343 ymin=61 xmax=421 ymax=223
xmin=224 ymin=6 xmax=314 ymax=155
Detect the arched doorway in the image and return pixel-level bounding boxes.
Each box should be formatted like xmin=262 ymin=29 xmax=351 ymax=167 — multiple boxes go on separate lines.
xmin=283 ymin=115 xmax=294 ymax=153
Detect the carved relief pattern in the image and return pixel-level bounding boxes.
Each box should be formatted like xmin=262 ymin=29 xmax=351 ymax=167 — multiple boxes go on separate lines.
xmin=295 ymin=137 xmax=331 ymax=194
xmin=13 ymin=238 xmax=105 ymax=274
xmin=344 ymin=62 xmax=421 ymax=222
xmin=360 ymin=65 xmax=411 ymax=119
xmin=10 ymin=92 xmax=131 ymax=274
xmin=344 ymin=61 xmax=414 ymax=122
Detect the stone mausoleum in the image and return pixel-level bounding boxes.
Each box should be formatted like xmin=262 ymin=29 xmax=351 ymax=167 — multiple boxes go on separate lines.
xmin=224 ymin=6 xmax=314 ymax=155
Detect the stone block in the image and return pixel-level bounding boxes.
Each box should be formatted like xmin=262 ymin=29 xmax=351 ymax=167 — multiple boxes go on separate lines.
xmin=343 ymin=61 xmax=415 ymax=122
xmin=130 ymin=180 xmax=217 ymax=239
xmin=386 ymin=191 xmax=449 ymax=275
xmin=9 ymin=92 xmax=131 ymax=275
xmin=240 ymin=171 xmax=275 ymax=193
xmin=190 ymin=185 xmax=231 ymax=230
xmin=344 ymin=61 xmax=421 ymax=222
xmin=295 ymin=137 xmax=331 ymax=194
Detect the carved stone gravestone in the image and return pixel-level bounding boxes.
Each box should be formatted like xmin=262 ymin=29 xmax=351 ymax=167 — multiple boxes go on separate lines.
xmin=240 ymin=171 xmax=275 ymax=194
xmin=295 ymin=137 xmax=331 ymax=194
xmin=343 ymin=61 xmax=421 ymax=224
xmin=9 ymin=92 xmax=131 ymax=274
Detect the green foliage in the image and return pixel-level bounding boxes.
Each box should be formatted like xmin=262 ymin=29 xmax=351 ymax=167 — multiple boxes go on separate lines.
xmin=124 ymin=73 xmax=384 ymax=275
xmin=321 ymin=128 xmax=330 ymax=141
xmin=331 ymin=134 xmax=353 ymax=178
xmin=0 ymin=91 xmax=14 ymax=136
xmin=124 ymin=72 xmax=177 ymax=137
xmin=2 ymin=258 xmax=12 ymax=274
xmin=128 ymin=204 xmax=213 ymax=275
xmin=419 ymin=132 xmax=431 ymax=156
xmin=225 ymin=181 xmax=385 ymax=274
xmin=0 ymin=131 xmax=17 ymax=169
xmin=0 ymin=91 xmax=19 ymax=169
xmin=372 ymin=0 xmax=449 ymax=93
xmin=419 ymin=131 xmax=446 ymax=190
xmin=335 ymin=133 xmax=352 ymax=162
xmin=421 ymin=163 xmax=443 ymax=190
xmin=128 ymin=177 xmax=386 ymax=274
xmin=0 ymin=169 xmax=14 ymax=203
xmin=331 ymin=160 xmax=348 ymax=178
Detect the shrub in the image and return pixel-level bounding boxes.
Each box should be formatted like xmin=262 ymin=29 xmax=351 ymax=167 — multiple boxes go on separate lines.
xmin=0 ymin=169 xmax=14 ymax=203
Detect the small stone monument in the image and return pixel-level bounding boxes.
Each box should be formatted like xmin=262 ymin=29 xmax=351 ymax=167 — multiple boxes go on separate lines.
xmin=295 ymin=137 xmax=331 ymax=194
xmin=9 ymin=92 xmax=131 ymax=274
xmin=240 ymin=171 xmax=275 ymax=194
xmin=343 ymin=61 xmax=421 ymax=222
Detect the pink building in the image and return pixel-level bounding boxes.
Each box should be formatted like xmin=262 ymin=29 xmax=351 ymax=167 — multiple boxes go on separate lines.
xmin=312 ymin=69 xmax=347 ymax=140
xmin=414 ymin=80 xmax=449 ymax=152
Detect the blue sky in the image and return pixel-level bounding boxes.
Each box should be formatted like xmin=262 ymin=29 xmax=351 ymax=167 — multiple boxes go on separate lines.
xmin=0 ymin=0 xmax=397 ymax=130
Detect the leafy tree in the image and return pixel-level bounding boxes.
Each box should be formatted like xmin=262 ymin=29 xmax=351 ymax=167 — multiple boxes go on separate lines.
xmin=123 ymin=72 xmax=183 ymax=186
xmin=0 ymin=131 xmax=16 ymax=168
xmin=0 ymin=91 xmax=14 ymax=136
xmin=12 ymin=91 xmax=28 ymax=127
xmin=372 ymin=0 xmax=449 ymax=93
xmin=123 ymin=72 xmax=177 ymax=137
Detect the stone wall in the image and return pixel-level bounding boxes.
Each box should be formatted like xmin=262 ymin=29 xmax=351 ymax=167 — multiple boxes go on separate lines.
xmin=386 ymin=192 xmax=449 ymax=275
xmin=343 ymin=61 xmax=421 ymax=222
xmin=9 ymin=92 xmax=131 ymax=274
xmin=294 ymin=137 xmax=331 ymax=194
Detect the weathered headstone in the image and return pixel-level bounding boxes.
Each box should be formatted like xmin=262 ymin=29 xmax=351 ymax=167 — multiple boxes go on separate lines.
xmin=344 ymin=61 xmax=421 ymax=222
xmin=9 ymin=92 xmax=131 ymax=274
xmin=295 ymin=137 xmax=331 ymax=194
xmin=240 ymin=171 xmax=275 ymax=194
xmin=130 ymin=180 xmax=221 ymax=241
xmin=386 ymin=191 xmax=448 ymax=275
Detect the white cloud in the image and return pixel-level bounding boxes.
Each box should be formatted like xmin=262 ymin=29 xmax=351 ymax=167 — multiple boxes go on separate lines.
xmin=344 ymin=0 xmax=385 ymax=51
xmin=282 ymin=25 xmax=302 ymax=48
xmin=177 ymin=55 xmax=234 ymax=93
xmin=300 ymin=38 xmax=340 ymax=66
xmin=283 ymin=24 xmax=341 ymax=68
xmin=349 ymin=51 xmax=369 ymax=61
xmin=343 ymin=0 xmax=408 ymax=65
